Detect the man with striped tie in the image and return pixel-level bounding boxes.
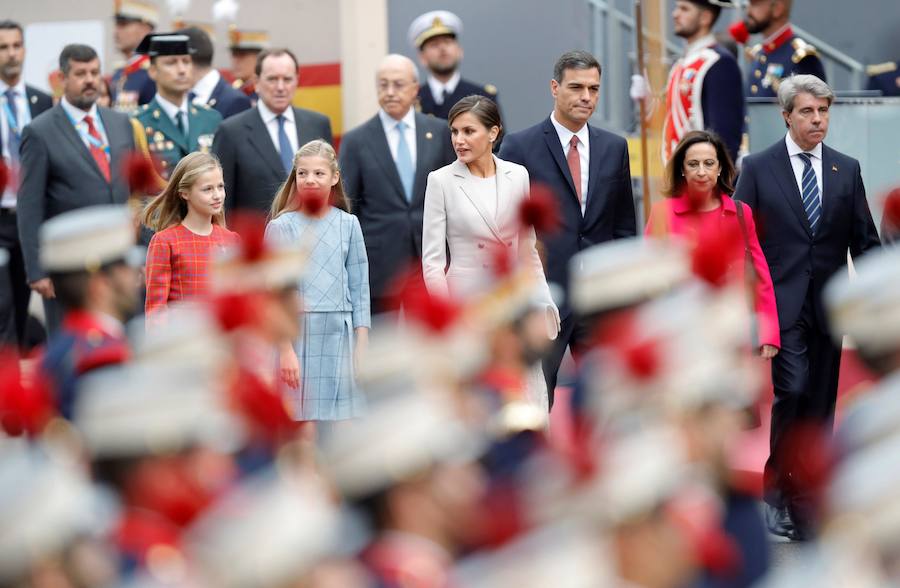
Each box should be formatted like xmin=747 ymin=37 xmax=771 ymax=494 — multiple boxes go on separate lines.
xmin=734 ymin=74 xmax=880 ymax=541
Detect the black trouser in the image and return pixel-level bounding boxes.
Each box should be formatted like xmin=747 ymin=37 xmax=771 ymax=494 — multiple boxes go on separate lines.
xmin=0 ymin=211 xmax=30 ymax=348
xmin=763 ymin=294 xmax=841 ymax=525
xmin=542 ymin=311 xmax=592 ymax=409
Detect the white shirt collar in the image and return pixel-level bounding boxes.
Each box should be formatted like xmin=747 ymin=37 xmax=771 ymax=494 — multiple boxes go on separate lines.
xmin=785 ymin=132 xmax=823 ymax=159
xmin=192 ymin=69 xmax=221 ymax=104
xmin=378 ymin=107 xmax=416 ymax=132
xmin=684 ymin=33 xmax=717 ymax=58
xmin=0 ymin=79 xmax=26 ymax=97
xmin=60 ymin=96 xmax=100 ymax=123
xmin=550 ymin=111 xmax=589 ymax=147
xmin=258 ymin=99 xmax=294 ymax=125
xmin=155 ymin=93 xmax=189 ymax=122
xmin=427 ymin=70 xmax=461 ymax=101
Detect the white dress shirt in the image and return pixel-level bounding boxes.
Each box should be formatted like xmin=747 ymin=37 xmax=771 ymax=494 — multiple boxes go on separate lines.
xmin=191 ymin=69 xmax=221 ymax=106
xmin=60 ymin=97 xmax=109 ymax=151
xmin=0 ymin=80 xmax=31 ymax=208
xmin=427 ymin=70 xmax=461 ymax=106
xmin=258 ymin=100 xmax=298 ymax=157
xmin=378 ymin=108 xmax=417 ymax=167
xmin=550 ymin=112 xmax=590 ymax=215
xmin=785 ymin=133 xmax=823 ymax=205
xmin=155 ymin=93 xmax=190 ymax=135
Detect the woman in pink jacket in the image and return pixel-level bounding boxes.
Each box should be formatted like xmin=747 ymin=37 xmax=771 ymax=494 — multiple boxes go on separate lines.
xmin=647 ymin=130 xmax=780 ymax=358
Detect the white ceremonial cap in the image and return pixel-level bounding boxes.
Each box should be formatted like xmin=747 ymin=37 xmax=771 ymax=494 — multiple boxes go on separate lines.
xmin=569 ymin=237 xmax=691 ymax=315
xmin=40 ymin=205 xmax=138 ymax=273
xmin=187 ymin=469 xmax=342 ymax=588
xmin=408 ymin=10 xmax=462 ymax=49
xmin=825 ymin=246 xmax=900 ymax=354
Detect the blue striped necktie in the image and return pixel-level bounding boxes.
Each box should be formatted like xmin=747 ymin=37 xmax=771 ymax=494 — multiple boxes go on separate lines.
xmin=4 ymin=89 xmax=20 ymax=165
xmin=798 ymin=152 xmax=821 ymax=234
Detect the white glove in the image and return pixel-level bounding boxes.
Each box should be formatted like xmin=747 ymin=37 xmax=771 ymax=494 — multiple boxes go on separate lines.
xmin=546 ymin=305 xmax=561 ymax=341
xmin=630 ymin=74 xmax=651 ymax=102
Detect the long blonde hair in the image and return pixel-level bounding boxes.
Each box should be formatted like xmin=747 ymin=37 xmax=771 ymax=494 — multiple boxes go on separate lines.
xmin=269 ymin=140 xmax=351 ymax=219
xmin=141 ymin=152 xmax=226 ymax=231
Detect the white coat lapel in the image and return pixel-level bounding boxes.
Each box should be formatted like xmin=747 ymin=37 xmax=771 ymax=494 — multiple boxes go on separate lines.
xmin=452 ymin=159 xmax=504 ymax=242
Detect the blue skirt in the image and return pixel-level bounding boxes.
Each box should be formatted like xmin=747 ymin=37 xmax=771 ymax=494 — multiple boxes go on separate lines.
xmin=292 ymin=311 xmax=366 ymax=421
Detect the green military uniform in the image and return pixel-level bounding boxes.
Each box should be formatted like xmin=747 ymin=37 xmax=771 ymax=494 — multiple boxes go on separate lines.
xmin=134 ymin=97 xmax=222 ymax=178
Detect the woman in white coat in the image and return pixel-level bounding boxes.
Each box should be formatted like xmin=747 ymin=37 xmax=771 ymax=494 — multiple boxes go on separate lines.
xmin=422 ymin=95 xmax=560 ymax=413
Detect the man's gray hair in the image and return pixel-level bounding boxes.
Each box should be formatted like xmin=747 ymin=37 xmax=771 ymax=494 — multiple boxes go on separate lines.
xmin=778 ymin=74 xmax=834 ymax=112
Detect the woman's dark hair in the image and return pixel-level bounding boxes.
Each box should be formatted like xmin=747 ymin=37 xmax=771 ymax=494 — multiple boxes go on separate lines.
xmin=447 ymin=95 xmax=504 ymax=145
xmin=663 ymin=129 xmax=736 ymax=197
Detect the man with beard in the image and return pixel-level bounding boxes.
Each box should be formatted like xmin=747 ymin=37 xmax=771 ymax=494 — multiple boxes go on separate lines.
xmin=38 ymin=205 xmax=140 ymax=419
xmin=730 ymin=0 xmax=825 ymax=98
xmin=110 ymin=0 xmax=158 ymax=112
xmin=18 ymin=44 xmax=136 ymax=334
xmin=408 ymin=10 xmax=499 ymax=119
xmin=0 ymin=20 xmax=52 ymax=351
xmin=663 ymin=0 xmax=743 ymax=163
xmin=134 ymin=34 xmax=221 ymax=179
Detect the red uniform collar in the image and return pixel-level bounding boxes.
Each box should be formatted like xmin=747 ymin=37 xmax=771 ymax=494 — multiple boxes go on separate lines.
xmin=61 ymin=310 xmax=124 ymax=340
xmin=763 ymin=24 xmax=793 ymax=53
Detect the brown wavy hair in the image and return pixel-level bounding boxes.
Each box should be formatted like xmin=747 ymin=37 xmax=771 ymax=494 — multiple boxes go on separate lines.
xmin=269 ymin=139 xmax=350 ymax=219
xmin=662 ymin=130 xmax=736 ymax=197
xmin=140 ymin=152 xmax=226 ymax=230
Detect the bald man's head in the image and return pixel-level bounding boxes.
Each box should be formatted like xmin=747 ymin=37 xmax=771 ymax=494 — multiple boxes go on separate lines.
xmin=376 ymin=53 xmax=420 ymax=120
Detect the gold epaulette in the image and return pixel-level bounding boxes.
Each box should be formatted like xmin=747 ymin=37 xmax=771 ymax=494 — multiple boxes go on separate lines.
xmin=231 ymin=78 xmax=244 ymax=90
xmin=791 ymin=38 xmax=819 ymax=64
xmin=484 ymin=83 xmax=498 ymax=95
xmin=866 ymin=61 xmax=898 ymax=76
xmin=747 ymin=43 xmax=763 ymax=59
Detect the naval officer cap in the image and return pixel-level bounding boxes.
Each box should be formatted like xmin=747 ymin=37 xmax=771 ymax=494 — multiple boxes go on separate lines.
xmin=39 ymin=205 xmax=139 ymax=273
xmin=135 ymin=32 xmax=195 ymax=57
xmin=408 ymin=10 xmax=462 ymax=50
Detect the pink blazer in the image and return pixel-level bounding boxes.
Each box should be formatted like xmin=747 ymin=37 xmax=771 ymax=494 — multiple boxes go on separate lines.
xmin=646 ymin=193 xmax=780 ymax=349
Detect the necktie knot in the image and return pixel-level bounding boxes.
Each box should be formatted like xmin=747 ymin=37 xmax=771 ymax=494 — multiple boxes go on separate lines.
xmin=4 ymin=88 xmax=16 ymax=102
xmin=569 ymin=135 xmax=579 ymax=149
xmin=84 ymin=114 xmax=95 ymax=130
xmin=396 ymin=121 xmax=407 ymax=133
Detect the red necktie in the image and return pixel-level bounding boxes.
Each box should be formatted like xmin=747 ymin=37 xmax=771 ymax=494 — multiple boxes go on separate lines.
xmin=567 ymin=135 xmax=582 ymax=204
xmin=84 ymin=115 xmax=111 ymax=183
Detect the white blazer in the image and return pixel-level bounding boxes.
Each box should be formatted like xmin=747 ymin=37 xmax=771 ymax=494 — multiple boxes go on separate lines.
xmin=422 ymin=156 xmax=559 ymax=330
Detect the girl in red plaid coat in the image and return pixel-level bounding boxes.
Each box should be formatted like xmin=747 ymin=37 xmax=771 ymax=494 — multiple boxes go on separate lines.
xmin=141 ymin=152 xmax=239 ymax=322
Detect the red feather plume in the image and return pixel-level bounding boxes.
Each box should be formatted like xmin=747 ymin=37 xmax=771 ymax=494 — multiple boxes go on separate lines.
xmin=691 ymin=224 xmax=742 ymax=288
xmin=0 ymin=160 xmax=8 ymax=193
xmin=0 ymin=350 xmax=56 ymax=437
xmin=519 ymin=183 xmax=561 ymax=234
xmin=122 ymin=150 xmax=164 ymax=194
xmin=390 ymin=269 xmax=462 ymax=334
xmin=883 ymin=187 xmax=900 ymax=231
xmin=228 ymin=367 xmax=304 ymax=445
xmin=228 ymin=211 xmax=268 ymax=261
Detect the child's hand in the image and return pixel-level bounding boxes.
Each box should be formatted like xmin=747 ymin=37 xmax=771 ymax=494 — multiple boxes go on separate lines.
xmin=280 ymin=344 xmax=300 ymax=389
xmin=353 ymin=327 xmax=369 ymax=375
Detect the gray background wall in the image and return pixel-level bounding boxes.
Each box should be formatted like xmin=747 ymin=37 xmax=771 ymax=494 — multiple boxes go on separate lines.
xmin=388 ymin=0 xmax=900 ymax=133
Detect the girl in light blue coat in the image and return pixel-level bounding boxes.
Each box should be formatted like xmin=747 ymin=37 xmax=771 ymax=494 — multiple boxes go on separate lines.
xmin=266 ymin=140 xmax=371 ymax=424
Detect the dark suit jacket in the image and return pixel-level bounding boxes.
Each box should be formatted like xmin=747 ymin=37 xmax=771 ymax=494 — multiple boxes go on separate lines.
xmin=0 ymin=85 xmax=52 ymax=159
xmin=17 ymin=105 xmax=135 ymax=282
xmin=418 ymin=78 xmax=499 ymax=120
xmin=700 ymin=45 xmax=745 ymax=163
xmin=213 ymin=106 xmax=333 ymax=213
xmin=207 ymin=76 xmax=252 ymax=119
xmin=499 ymin=117 xmax=637 ymax=317
xmin=339 ymin=112 xmax=455 ymax=302
xmin=734 ymin=139 xmax=880 ymax=331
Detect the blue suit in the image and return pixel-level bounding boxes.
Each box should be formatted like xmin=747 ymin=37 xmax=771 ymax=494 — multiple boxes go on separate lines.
xmin=866 ymin=61 xmax=900 ymax=97
xmin=418 ymin=77 xmax=499 ymax=119
xmin=110 ymin=62 xmax=156 ymax=110
xmin=206 ymin=76 xmax=252 ymax=119
xmin=499 ymin=117 xmax=636 ymax=403
xmin=734 ymin=138 xmax=879 ymax=533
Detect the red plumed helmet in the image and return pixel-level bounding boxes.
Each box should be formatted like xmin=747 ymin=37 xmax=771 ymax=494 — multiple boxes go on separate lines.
xmin=519 ymin=183 xmax=561 ymax=234
xmin=0 ymin=350 xmax=56 ymax=437
xmin=122 ymin=150 xmax=164 ymax=194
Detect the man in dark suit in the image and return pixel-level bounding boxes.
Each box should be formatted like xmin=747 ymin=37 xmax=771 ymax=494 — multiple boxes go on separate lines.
xmin=734 ymin=74 xmax=880 ymax=540
xmin=408 ymin=11 xmax=499 ymax=119
xmin=0 ymin=20 xmax=52 ymax=349
xmin=17 ymin=44 xmax=136 ymax=335
xmin=213 ymin=48 xmax=333 ymax=214
xmin=339 ymin=54 xmax=455 ymax=315
xmin=179 ymin=26 xmax=251 ymax=119
xmin=499 ymin=50 xmax=637 ymax=407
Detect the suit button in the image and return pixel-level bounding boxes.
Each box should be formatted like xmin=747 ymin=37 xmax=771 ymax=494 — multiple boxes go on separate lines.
xmin=477 ymin=243 xmax=485 ymax=249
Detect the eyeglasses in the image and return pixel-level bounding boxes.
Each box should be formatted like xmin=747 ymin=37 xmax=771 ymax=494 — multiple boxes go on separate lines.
xmin=377 ymin=80 xmax=414 ymax=92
